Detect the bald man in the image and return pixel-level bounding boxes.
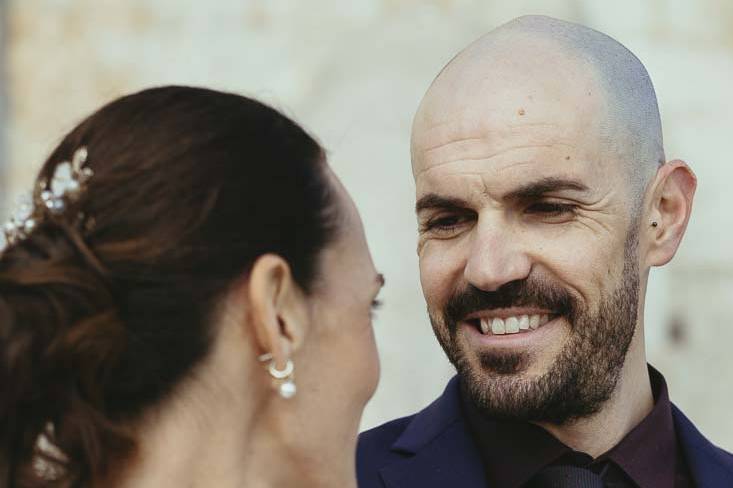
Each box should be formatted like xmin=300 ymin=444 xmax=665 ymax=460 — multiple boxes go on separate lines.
xmin=357 ymin=16 xmax=732 ymax=488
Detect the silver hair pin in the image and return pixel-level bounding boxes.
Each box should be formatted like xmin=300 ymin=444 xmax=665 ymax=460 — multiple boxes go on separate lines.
xmin=0 ymin=147 xmax=93 ymax=256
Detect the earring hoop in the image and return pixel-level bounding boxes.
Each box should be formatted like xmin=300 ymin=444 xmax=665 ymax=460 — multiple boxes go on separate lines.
xmin=269 ymin=359 xmax=294 ymax=379
xmin=257 ymin=352 xmax=297 ymax=398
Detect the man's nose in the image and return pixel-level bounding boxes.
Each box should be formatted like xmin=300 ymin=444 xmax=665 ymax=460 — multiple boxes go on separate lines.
xmin=463 ymin=222 xmax=532 ymax=292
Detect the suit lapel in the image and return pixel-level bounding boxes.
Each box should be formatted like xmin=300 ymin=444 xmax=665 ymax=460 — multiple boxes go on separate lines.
xmin=378 ymin=376 xmax=487 ymax=488
xmin=379 ymin=420 xmax=486 ymax=487
xmin=672 ymin=405 xmax=733 ymax=487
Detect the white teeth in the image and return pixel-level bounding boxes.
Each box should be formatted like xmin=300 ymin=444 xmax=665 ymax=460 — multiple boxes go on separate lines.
xmin=529 ymin=315 xmax=541 ymax=329
xmin=474 ymin=313 xmax=553 ymax=335
xmin=519 ymin=315 xmax=530 ymax=330
xmin=491 ymin=318 xmax=506 ymax=335
xmin=505 ymin=316 xmax=520 ymax=334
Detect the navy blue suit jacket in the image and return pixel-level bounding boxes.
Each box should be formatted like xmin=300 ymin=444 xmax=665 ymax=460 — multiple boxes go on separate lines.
xmin=357 ymin=376 xmax=733 ymax=487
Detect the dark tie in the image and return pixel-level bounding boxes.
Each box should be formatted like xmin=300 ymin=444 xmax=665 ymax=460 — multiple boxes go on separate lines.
xmin=525 ymin=465 xmax=606 ymax=487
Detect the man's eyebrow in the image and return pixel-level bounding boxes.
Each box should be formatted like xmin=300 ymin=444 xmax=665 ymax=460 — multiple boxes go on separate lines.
xmin=415 ymin=194 xmax=471 ymax=214
xmin=415 ymin=178 xmax=589 ymax=213
xmin=503 ymin=177 xmax=590 ymax=201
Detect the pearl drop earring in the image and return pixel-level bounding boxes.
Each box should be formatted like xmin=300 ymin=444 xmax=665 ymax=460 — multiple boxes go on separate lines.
xmin=258 ymin=353 xmax=297 ymax=399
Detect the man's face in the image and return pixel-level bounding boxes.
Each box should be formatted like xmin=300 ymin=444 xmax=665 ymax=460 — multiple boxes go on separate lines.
xmin=412 ymin=58 xmax=644 ymax=424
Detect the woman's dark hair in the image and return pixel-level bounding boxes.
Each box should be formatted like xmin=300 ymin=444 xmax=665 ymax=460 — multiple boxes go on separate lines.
xmin=0 ymin=86 xmax=339 ymax=487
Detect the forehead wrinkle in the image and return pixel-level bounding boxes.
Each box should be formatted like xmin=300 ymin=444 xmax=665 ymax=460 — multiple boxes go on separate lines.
xmin=413 ymin=113 xmax=486 ymax=159
xmin=420 ymin=121 xmax=567 ymax=154
xmin=417 ymin=144 xmax=578 ymax=181
xmin=416 ymin=123 xmax=581 ymax=179
xmin=418 ymin=152 xmax=616 ymax=207
xmin=422 ymin=137 xmax=487 ymax=155
xmin=418 ymin=162 xmax=572 ymax=197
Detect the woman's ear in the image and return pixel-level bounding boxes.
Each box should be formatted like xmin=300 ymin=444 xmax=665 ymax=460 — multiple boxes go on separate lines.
xmin=644 ymin=160 xmax=697 ymax=268
xmin=247 ymin=254 xmax=309 ymax=370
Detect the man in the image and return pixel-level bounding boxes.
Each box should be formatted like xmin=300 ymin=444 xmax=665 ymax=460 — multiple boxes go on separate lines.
xmin=357 ymin=15 xmax=733 ymax=488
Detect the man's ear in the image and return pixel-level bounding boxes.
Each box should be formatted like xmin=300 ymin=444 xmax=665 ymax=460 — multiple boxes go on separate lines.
xmin=644 ymin=160 xmax=697 ymax=267
xmin=246 ymin=254 xmax=309 ymax=371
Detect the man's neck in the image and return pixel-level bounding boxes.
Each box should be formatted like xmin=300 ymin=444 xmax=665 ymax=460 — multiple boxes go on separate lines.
xmin=536 ymin=345 xmax=653 ymax=458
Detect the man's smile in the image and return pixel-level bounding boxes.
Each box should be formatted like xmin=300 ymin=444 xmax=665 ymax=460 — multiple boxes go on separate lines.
xmin=463 ymin=308 xmax=558 ymax=335
xmin=458 ymin=310 xmax=568 ymax=351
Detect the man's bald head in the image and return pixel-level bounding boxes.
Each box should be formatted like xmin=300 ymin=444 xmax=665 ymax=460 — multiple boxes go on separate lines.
xmin=412 ymin=15 xmax=664 ymax=202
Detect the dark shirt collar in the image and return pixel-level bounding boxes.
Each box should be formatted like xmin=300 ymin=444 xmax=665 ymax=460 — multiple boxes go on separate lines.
xmin=601 ymin=366 xmax=678 ymax=487
xmin=461 ymin=365 xmax=679 ymax=488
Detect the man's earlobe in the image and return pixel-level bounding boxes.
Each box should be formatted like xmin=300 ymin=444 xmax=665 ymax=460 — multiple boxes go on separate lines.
xmin=646 ymin=160 xmax=697 ymax=267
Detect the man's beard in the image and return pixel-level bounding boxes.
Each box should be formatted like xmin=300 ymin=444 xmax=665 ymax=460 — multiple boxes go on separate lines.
xmin=429 ymin=230 xmax=640 ymax=425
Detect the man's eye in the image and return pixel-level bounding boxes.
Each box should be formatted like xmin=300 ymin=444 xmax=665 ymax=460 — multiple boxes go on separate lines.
xmin=422 ymin=215 xmax=467 ymax=232
xmin=525 ymin=202 xmax=576 ymax=217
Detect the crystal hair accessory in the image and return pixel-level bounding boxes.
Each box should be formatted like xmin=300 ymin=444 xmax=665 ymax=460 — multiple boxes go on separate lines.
xmin=40 ymin=147 xmax=93 ymax=215
xmin=0 ymin=147 xmax=94 ymax=255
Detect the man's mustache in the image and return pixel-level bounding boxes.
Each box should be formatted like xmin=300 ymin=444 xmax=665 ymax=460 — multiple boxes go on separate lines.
xmin=443 ymin=278 xmax=576 ymax=326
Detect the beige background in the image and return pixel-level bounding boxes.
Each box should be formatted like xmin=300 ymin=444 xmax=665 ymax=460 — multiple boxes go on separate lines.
xmin=1 ymin=0 xmax=731 ymax=449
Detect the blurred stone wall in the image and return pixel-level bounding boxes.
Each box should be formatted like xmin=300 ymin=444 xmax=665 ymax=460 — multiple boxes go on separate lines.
xmin=2 ymin=0 xmax=731 ymax=448
xmin=0 ymin=0 xmax=7 ymax=198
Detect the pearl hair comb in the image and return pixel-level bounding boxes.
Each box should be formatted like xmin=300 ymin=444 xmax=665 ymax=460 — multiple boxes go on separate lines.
xmin=0 ymin=147 xmax=94 ymax=256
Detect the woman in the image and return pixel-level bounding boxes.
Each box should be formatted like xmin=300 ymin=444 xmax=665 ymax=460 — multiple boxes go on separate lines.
xmin=0 ymin=86 xmax=383 ymax=487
